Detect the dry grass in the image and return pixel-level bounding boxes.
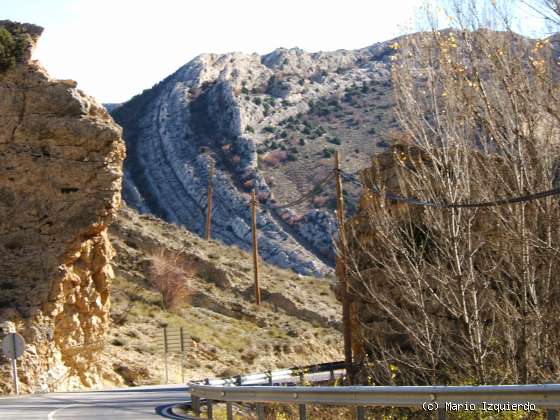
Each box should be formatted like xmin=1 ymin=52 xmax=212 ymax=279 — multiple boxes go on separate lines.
xmin=180 ymin=402 xmax=545 ymax=419
xmin=102 ymin=206 xmax=342 ymax=386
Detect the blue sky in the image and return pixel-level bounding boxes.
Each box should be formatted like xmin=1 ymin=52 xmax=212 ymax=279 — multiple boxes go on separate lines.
xmin=2 ymin=0 xmax=549 ymax=103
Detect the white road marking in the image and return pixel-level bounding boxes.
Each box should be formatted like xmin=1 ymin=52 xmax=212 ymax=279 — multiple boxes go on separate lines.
xmin=47 ymin=403 xmax=83 ymax=420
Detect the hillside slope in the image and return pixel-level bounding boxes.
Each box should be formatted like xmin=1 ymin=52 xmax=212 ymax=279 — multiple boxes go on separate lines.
xmin=102 ymin=206 xmax=342 ymax=386
xmin=112 ymin=40 xmax=399 ymax=276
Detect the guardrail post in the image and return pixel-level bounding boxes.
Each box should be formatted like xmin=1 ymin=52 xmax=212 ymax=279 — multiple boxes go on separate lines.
xmin=268 ymin=370 xmax=273 ymax=385
xmin=548 ymin=409 xmax=558 ymax=420
xmin=256 ymin=403 xmax=265 ymax=420
xmin=226 ymin=402 xmax=233 ymax=420
xmin=192 ymin=396 xmax=201 ymax=416
xmin=235 ymin=375 xmax=242 ymax=386
xmin=330 ymin=368 xmax=335 ymax=381
xmin=207 ymin=399 xmax=213 ymax=419
xmin=437 ymin=408 xmax=446 ymax=420
xmin=299 ymin=404 xmax=307 ymax=420
xmin=356 ymin=406 xmax=365 ymax=420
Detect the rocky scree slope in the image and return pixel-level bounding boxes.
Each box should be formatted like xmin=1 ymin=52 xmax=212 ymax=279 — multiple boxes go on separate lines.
xmin=112 ymin=41 xmax=398 ymax=276
xmin=104 ymin=206 xmax=342 ymax=386
xmin=0 ymin=21 xmax=125 ymax=393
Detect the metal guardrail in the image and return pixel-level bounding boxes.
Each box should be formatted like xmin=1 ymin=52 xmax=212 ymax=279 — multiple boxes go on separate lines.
xmin=191 ymin=361 xmax=345 ymax=387
xmin=189 ymin=379 xmax=560 ymax=420
xmin=187 ymin=361 xmax=345 ymax=418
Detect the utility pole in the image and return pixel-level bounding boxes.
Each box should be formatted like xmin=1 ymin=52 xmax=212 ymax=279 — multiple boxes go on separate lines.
xmin=251 ymin=189 xmax=261 ymax=306
xmin=334 ymin=151 xmax=353 ymax=383
xmin=205 ymin=159 xmax=214 ymax=241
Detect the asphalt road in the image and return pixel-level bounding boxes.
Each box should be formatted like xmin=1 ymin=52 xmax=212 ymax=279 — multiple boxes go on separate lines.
xmin=0 ymin=384 xmax=190 ymax=419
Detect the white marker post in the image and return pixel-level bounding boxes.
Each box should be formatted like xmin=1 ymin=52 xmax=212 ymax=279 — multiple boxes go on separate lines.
xmin=163 ymin=327 xmax=169 ymax=384
xmin=2 ymin=332 xmax=25 ymax=395
xmin=180 ymin=327 xmax=185 ymax=384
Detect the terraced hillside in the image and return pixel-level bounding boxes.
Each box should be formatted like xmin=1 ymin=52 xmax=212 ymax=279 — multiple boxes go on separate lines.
xmin=259 ymin=77 xmax=397 ymax=216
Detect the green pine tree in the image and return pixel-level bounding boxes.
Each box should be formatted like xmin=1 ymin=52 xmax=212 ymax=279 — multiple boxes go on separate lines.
xmin=0 ymin=27 xmax=30 ymax=72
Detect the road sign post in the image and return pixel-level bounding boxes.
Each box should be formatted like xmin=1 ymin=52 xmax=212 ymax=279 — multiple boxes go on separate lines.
xmin=180 ymin=327 xmax=185 ymax=383
xmin=11 ymin=358 xmax=18 ymax=395
xmin=163 ymin=327 xmax=169 ymax=384
xmin=2 ymin=332 xmax=25 ymax=395
xmin=156 ymin=326 xmax=189 ymax=384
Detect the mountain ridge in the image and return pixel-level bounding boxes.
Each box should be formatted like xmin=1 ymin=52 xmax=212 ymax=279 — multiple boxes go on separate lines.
xmin=111 ymin=36 xmax=402 ymax=275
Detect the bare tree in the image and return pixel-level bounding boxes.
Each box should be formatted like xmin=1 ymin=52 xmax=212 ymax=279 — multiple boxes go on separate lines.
xmin=521 ymin=0 xmax=560 ymax=29
xmin=346 ymin=0 xmax=560 ymax=385
xmin=149 ymin=249 xmax=194 ymax=309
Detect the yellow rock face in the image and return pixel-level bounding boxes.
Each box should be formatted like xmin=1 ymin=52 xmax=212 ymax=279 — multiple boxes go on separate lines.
xmin=0 ymin=22 xmax=125 ymax=393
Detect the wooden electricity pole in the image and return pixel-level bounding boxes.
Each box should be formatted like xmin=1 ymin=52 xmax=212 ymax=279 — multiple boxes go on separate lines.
xmin=251 ymin=189 xmax=261 ymax=306
xmin=205 ymin=159 xmax=214 ymax=241
xmin=334 ymin=151 xmax=353 ymax=383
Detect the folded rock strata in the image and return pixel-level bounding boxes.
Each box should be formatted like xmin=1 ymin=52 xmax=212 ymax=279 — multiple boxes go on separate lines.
xmin=113 ymin=43 xmax=396 ymax=276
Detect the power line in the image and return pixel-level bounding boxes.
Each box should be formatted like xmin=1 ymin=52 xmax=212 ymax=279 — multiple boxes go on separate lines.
xmin=363 ymin=180 xmax=560 ymax=209
xmin=203 ymin=156 xmax=559 ymax=215
xmin=268 ymin=171 xmax=336 ymax=210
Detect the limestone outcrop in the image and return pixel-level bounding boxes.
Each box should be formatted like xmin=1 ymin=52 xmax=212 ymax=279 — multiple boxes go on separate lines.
xmin=0 ymin=21 xmax=125 ymax=393
xmin=112 ymin=41 xmax=396 ymax=276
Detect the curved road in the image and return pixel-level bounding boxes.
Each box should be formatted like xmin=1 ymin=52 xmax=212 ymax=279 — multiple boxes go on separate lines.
xmin=0 ymin=384 xmax=190 ymax=419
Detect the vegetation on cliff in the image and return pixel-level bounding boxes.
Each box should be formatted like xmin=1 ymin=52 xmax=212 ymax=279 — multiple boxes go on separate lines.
xmin=0 ymin=24 xmax=31 ymax=72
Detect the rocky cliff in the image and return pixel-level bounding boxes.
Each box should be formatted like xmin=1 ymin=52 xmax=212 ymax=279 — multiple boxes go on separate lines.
xmin=0 ymin=21 xmax=125 ymax=393
xmin=112 ymin=41 xmax=398 ymax=276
